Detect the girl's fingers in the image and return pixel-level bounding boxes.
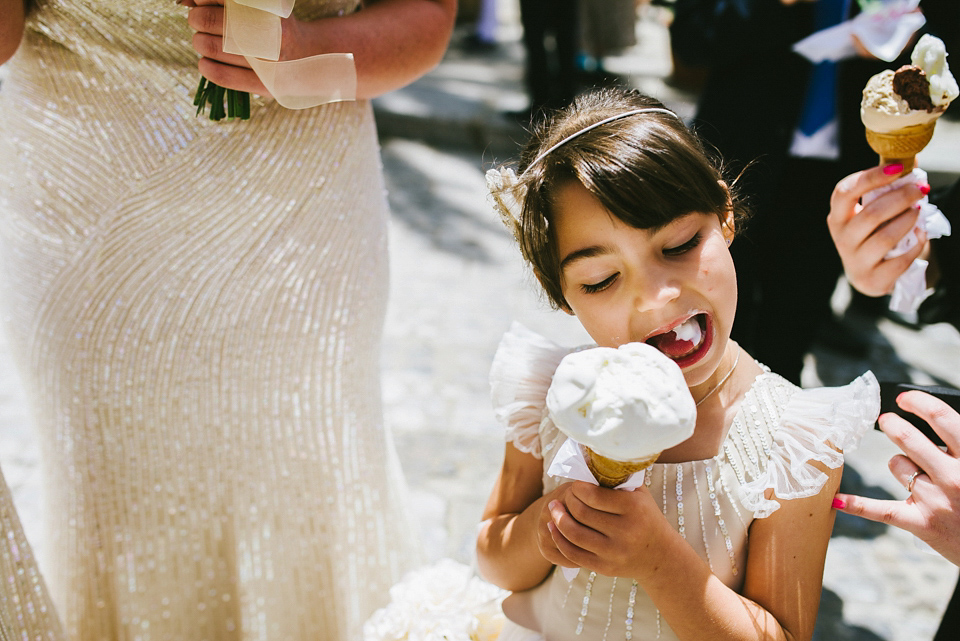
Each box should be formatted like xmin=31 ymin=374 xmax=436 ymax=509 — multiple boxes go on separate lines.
xmin=547 ymin=521 xmax=593 ymax=566
xmin=569 ymin=481 xmax=632 ymax=515
xmin=549 ymin=499 xmax=611 ymax=557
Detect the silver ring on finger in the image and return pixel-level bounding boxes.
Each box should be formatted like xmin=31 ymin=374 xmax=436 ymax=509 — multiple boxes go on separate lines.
xmin=906 ymin=470 xmax=922 ymax=493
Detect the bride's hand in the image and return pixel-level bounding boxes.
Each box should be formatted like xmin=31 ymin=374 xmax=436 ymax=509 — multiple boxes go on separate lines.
xmin=183 ymin=0 xmax=303 ymax=97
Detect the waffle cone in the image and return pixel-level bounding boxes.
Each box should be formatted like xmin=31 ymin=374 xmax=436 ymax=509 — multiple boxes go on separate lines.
xmin=864 ymin=120 xmax=937 ymax=176
xmin=582 ymin=446 xmax=659 ymax=488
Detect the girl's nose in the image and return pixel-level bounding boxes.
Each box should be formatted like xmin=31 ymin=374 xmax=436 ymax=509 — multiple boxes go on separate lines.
xmin=632 ymin=271 xmax=681 ymax=313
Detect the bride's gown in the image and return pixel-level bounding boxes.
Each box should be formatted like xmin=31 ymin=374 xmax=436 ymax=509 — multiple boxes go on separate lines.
xmin=0 ymin=2 xmax=418 ymax=639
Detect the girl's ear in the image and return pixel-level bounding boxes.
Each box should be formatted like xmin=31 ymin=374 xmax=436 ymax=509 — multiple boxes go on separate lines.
xmin=718 ymin=180 xmax=735 ymax=245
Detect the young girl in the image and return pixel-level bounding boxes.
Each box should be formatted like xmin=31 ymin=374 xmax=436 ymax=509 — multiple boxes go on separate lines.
xmin=476 ymin=88 xmax=881 ymax=641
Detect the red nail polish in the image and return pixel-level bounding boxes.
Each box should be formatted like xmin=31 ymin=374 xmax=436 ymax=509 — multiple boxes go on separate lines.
xmin=919 ymin=184 xmax=931 ymax=195
xmin=832 ymin=498 xmax=845 ymax=509
xmin=883 ymin=163 xmax=904 ymax=175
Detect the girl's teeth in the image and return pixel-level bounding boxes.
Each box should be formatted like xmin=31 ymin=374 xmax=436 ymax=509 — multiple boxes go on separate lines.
xmin=673 ymin=317 xmax=702 ymax=346
xmin=646 ymin=316 xmax=704 ymax=359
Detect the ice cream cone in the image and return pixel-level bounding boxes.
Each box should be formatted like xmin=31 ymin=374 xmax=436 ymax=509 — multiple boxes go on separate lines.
xmin=865 ymin=120 xmax=937 ymax=176
xmin=582 ymin=446 xmax=658 ymax=488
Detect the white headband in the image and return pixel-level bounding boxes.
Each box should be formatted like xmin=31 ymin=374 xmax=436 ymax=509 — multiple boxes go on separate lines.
xmin=521 ymin=107 xmax=680 ymax=175
xmin=486 ymin=106 xmax=681 ymax=241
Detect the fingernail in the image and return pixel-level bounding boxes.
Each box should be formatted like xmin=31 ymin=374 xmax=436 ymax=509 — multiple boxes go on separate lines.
xmin=919 ymin=183 xmax=931 ymax=195
xmin=883 ymin=163 xmax=904 ymax=175
xmin=832 ymin=498 xmax=846 ymax=509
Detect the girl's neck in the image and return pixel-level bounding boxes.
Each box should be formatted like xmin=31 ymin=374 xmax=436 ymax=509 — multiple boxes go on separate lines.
xmin=657 ymin=344 xmax=762 ymax=464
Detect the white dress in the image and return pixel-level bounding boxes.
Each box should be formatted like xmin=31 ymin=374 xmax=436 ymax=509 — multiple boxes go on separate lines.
xmin=488 ymin=324 xmax=880 ymax=641
xmin=0 ymin=2 xmax=418 ymax=640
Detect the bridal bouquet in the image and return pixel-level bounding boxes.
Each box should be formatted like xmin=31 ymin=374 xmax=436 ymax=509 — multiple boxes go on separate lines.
xmin=363 ymin=559 xmax=507 ymax=641
xmin=191 ymin=0 xmax=294 ymax=121
xmin=194 ymin=76 xmax=250 ymax=121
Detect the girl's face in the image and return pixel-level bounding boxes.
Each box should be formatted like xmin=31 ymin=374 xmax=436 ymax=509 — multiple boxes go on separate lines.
xmin=553 ymin=181 xmax=737 ymax=390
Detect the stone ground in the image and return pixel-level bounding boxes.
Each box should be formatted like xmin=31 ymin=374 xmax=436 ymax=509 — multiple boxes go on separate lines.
xmin=3 ymin=3 xmax=960 ymax=640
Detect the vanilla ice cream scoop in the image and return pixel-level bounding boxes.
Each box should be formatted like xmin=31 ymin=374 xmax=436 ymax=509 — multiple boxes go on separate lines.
xmin=546 ymin=342 xmax=696 ymax=463
xmin=912 ymin=33 xmax=959 ymax=108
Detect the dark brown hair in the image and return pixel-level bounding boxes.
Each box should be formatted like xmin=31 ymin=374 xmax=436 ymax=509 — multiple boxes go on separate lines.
xmin=504 ymin=88 xmax=749 ymax=310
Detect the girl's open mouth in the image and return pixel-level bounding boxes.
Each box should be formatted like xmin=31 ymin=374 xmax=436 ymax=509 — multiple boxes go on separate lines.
xmin=645 ymin=314 xmax=712 ymax=368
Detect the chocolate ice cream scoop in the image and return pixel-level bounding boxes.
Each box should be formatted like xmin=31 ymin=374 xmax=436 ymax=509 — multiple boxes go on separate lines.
xmin=893 ymin=66 xmax=936 ymax=112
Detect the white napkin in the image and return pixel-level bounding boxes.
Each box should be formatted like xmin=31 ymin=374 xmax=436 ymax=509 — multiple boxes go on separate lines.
xmin=792 ymin=0 xmax=925 ymax=63
xmin=546 ymin=438 xmax=648 ymax=580
xmin=860 ymin=168 xmax=952 ymax=313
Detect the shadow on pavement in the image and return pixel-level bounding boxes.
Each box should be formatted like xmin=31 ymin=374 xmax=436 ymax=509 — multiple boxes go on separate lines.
xmin=815 ymin=588 xmax=887 ymax=641
xmin=382 ymin=141 xmax=503 ymax=263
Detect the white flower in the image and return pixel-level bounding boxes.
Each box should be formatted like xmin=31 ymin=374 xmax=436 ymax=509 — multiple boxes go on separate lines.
xmin=485 ymin=167 xmax=524 ymax=242
xmin=363 ymin=559 xmax=508 ymax=641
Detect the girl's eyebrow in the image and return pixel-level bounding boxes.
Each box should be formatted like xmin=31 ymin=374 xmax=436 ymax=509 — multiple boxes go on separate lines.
xmin=559 ymin=245 xmax=610 ymax=271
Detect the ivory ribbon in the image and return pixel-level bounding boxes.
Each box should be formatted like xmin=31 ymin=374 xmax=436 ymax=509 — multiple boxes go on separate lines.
xmin=222 ymin=0 xmax=357 ymax=109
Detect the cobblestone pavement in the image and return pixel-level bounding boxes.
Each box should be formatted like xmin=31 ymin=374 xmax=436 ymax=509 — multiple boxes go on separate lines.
xmin=3 ymin=4 xmax=960 ymax=640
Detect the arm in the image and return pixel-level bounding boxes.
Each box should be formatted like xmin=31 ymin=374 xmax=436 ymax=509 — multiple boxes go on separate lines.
xmin=547 ymin=465 xmax=842 ymax=640
xmin=827 ymin=164 xmax=931 ymax=297
xmin=836 ymin=391 xmax=960 ymax=566
xmin=186 ymin=0 xmax=457 ymax=100
xmin=0 ymin=0 xmax=26 ymax=65
xmin=476 ymin=443 xmax=569 ymax=592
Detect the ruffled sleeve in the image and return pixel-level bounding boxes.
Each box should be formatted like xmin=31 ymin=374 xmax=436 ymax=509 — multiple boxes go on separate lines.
xmin=740 ymin=371 xmax=881 ymax=518
xmin=489 ymin=323 xmax=572 ymax=459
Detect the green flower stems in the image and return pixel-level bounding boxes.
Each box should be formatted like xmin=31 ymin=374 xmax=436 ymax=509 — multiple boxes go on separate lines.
xmin=193 ymin=76 xmax=251 ymax=121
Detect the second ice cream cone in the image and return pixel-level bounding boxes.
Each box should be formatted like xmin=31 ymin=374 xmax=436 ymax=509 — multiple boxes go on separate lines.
xmin=865 ymin=121 xmax=936 ymax=176
xmin=582 ymin=445 xmax=658 ymax=488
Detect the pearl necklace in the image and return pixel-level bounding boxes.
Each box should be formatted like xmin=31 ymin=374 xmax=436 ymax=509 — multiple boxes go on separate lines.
xmin=695 ymin=346 xmax=741 ymax=407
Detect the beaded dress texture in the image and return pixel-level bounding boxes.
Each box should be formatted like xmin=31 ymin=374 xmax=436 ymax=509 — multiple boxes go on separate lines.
xmin=0 ymin=2 xmax=418 ymax=639
xmin=489 ymin=324 xmax=878 ymax=641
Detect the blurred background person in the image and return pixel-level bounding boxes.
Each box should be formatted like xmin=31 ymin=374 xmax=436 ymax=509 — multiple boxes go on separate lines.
xmin=691 ymin=0 xmax=959 ymax=385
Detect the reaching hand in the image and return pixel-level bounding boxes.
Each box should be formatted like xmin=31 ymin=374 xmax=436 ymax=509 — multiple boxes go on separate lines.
xmin=827 ymin=164 xmax=931 ymax=297
xmin=835 ymin=391 xmax=960 ymax=566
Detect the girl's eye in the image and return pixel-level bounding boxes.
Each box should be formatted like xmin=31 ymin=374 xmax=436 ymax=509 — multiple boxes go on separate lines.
xmin=581 ymin=273 xmax=618 ymax=294
xmin=664 ymin=232 xmax=702 ymax=256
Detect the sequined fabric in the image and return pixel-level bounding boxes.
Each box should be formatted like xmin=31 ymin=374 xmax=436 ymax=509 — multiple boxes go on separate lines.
xmin=0 ymin=468 xmax=64 ymax=641
xmin=0 ymin=2 xmax=418 ymax=639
